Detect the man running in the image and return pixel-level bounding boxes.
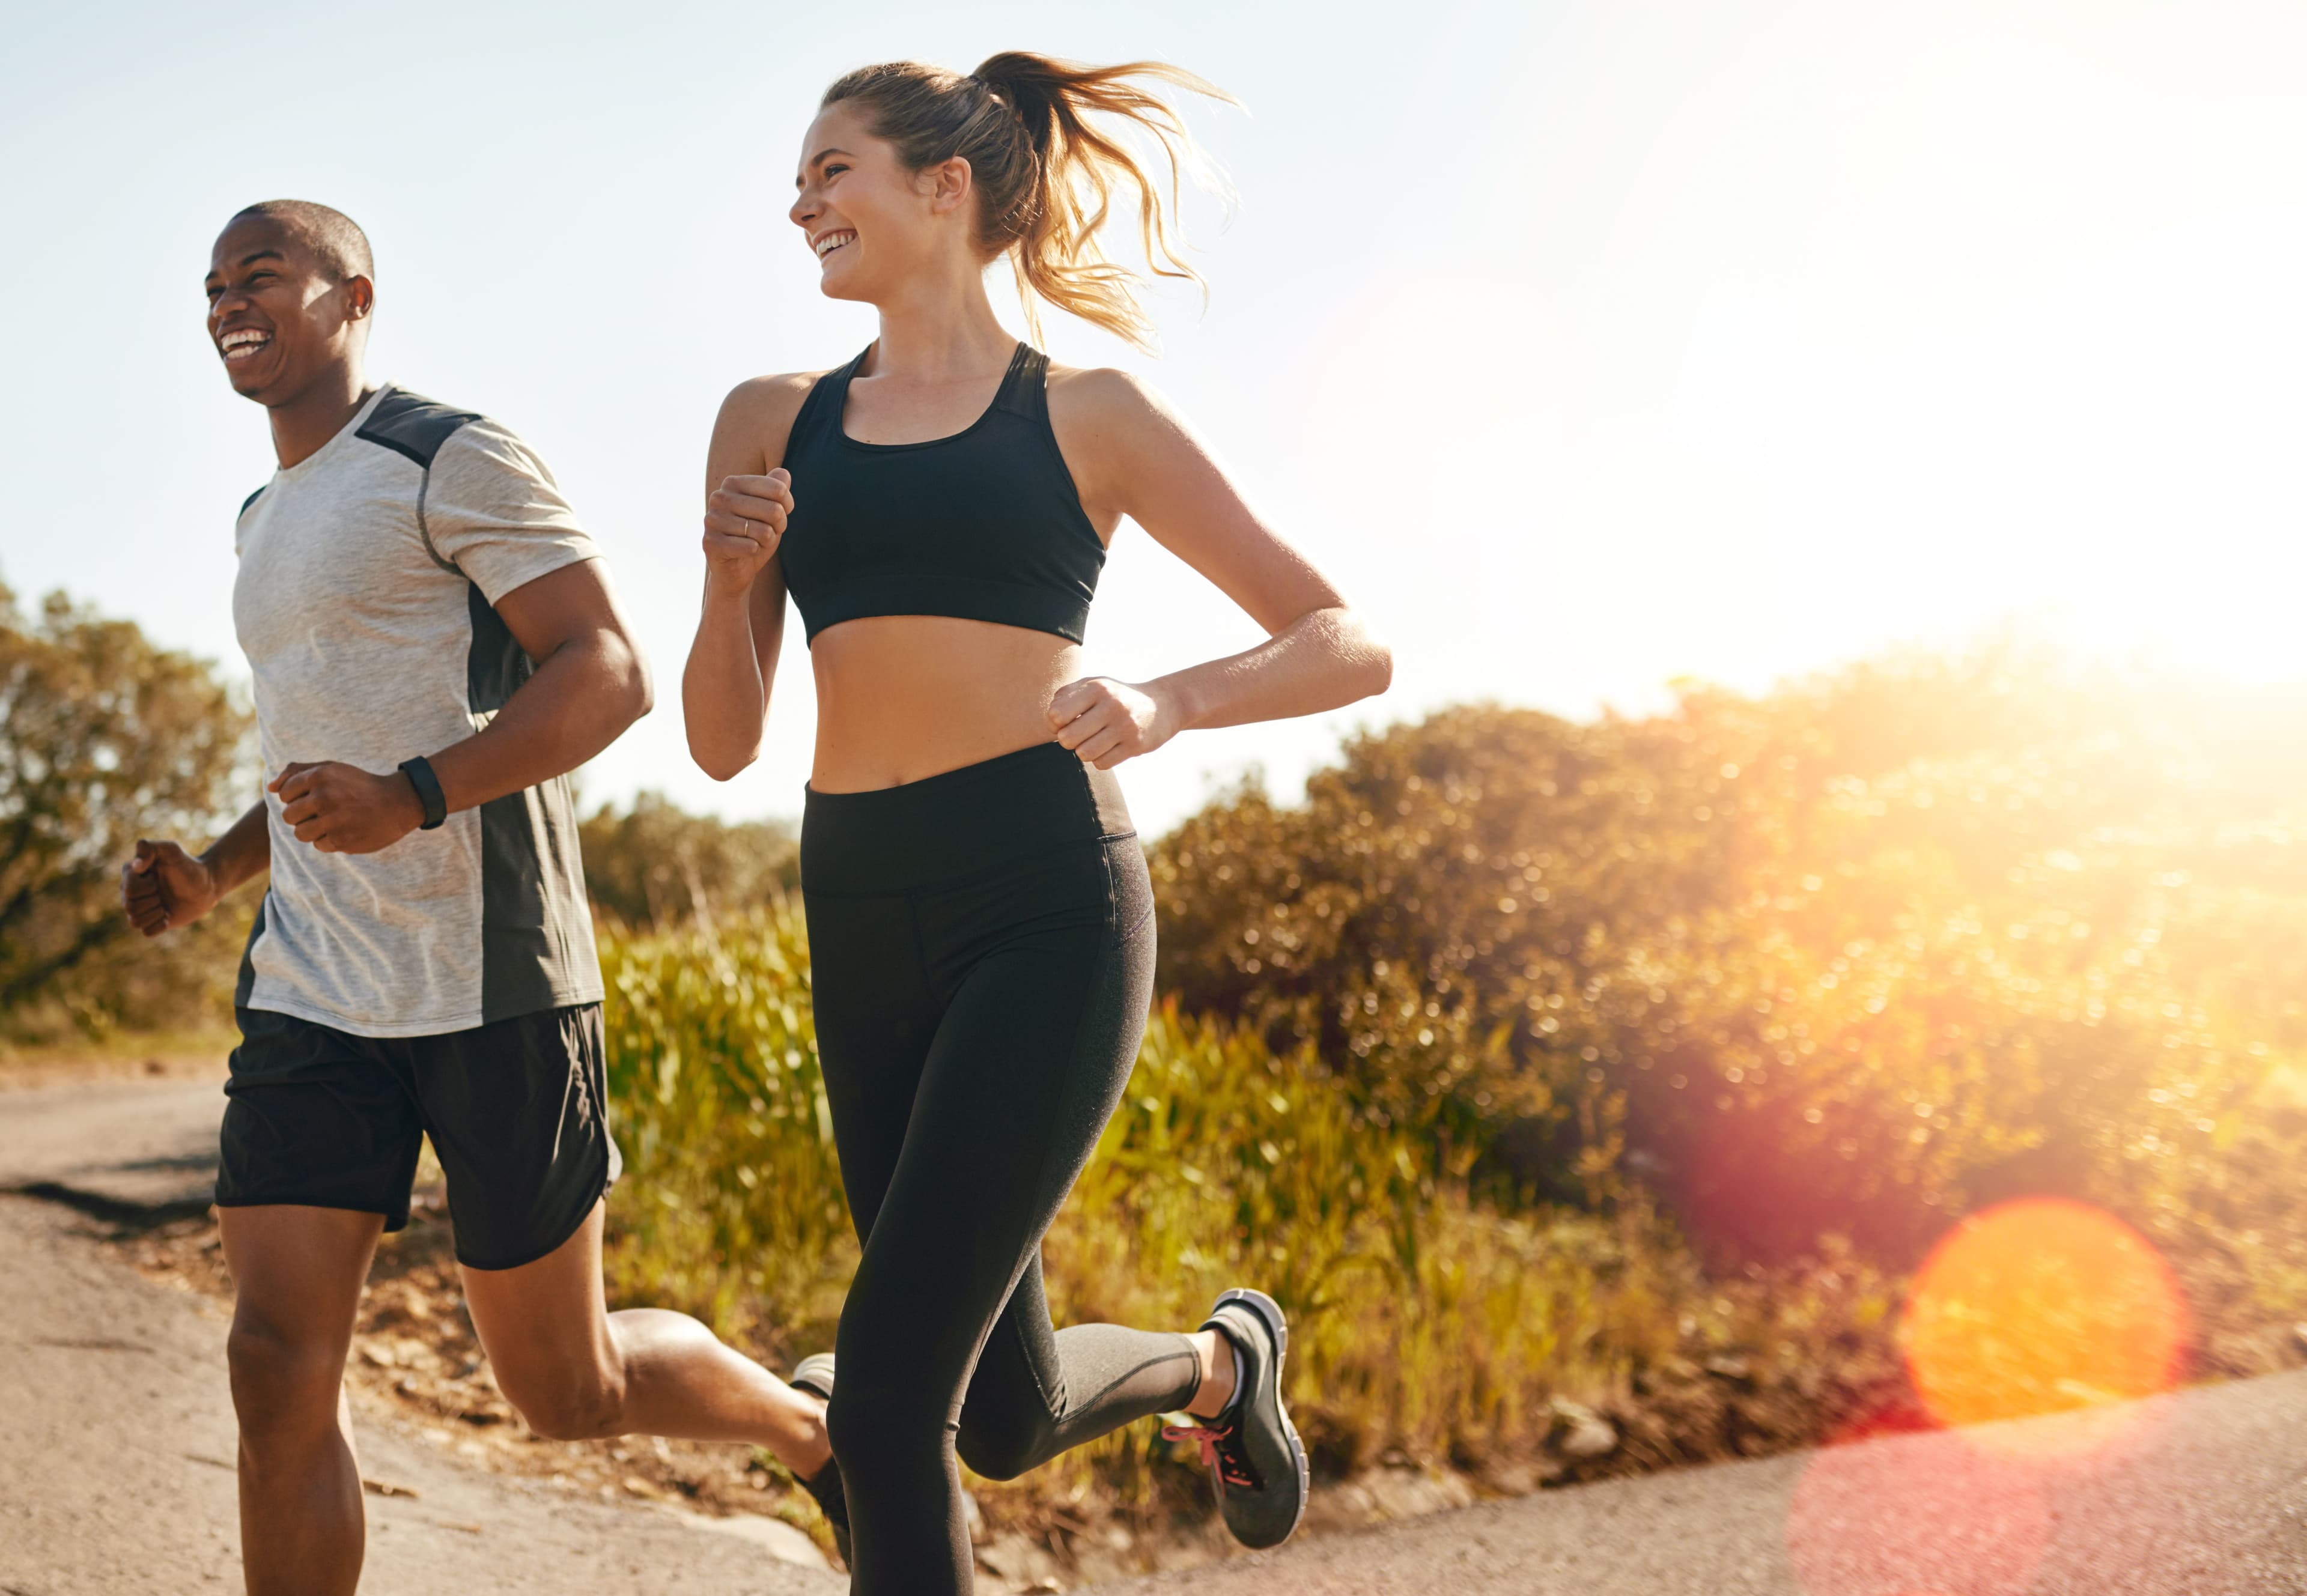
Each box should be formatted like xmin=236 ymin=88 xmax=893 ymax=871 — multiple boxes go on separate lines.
xmin=122 ymin=200 xmax=842 ymax=1595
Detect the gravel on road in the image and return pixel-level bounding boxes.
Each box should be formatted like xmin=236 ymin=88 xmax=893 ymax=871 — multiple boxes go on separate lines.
xmin=1092 ymin=1344 xmax=2307 ymax=1595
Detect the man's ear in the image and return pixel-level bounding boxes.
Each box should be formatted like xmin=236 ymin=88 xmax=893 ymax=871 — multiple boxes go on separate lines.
xmin=927 ymin=157 xmax=974 ymax=216
xmin=344 ymin=275 xmax=375 ymax=322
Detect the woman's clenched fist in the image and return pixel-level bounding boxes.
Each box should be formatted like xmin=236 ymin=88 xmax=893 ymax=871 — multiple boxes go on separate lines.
xmin=703 ymin=470 xmax=794 ymax=596
xmin=1047 ymin=676 xmax=1179 ymax=769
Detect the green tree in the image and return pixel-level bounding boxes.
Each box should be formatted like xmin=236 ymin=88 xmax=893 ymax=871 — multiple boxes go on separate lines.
xmin=0 ymin=583 xmax=252 ymax=1037
xmin=578 ymin=792 xmax=798 ymax=929
xmin=1150 ymin=645 xmax=2307 ymax=1261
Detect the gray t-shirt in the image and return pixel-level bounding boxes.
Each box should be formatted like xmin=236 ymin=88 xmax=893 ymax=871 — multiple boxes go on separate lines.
xmin=231 ymin=385 xmax=604 ymax=1037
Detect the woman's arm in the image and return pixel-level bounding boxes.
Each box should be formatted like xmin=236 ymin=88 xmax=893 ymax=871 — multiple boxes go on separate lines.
xmin=682 ymin=375 xmax=813 ymax=780
xmin=1044 ymin=369 xmax=1393 ymax=769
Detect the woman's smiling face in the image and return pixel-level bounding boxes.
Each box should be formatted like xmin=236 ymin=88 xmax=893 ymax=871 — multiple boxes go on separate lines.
xmin=791 ymin=100 xmax=976 ymax=306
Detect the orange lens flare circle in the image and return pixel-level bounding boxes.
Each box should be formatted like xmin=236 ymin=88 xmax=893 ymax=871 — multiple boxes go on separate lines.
xmin=1901 ymin=1197 xmax=2189 ymax=1454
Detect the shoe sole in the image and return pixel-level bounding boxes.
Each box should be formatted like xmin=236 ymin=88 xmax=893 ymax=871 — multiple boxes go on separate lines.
xmin=791 ymin=1353 xmax=836 ymax=1404
xmin=785 ymin=1354 xmax=848 ymax=1565
xmin=1213 ymin=1287 xmax=1310 ymax=1547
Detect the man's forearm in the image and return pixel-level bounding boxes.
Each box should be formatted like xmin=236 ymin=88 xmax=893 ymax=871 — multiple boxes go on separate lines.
xmin=201 ymin=801 xmax=273 ymax=894
xmin=425 ymin=630 xmax=650 ymax=814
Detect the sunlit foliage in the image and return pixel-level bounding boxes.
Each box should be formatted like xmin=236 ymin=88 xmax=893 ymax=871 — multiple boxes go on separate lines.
xmin=595 ymin=905 xmax=1904 ymax=1508
xmin=579 ymin=792 xmax=798 ymax=929
xmin=567 ymin=642 xmax=2307 ymax=1532
xmin=32 ymin=599 xmax=2307 ymax=1526
xmin=1151 ymin=642 xmax=2307 ymax=1260
xmin=597 ymin=909 xmax=849 ymax=1344
xmin=0 ymin=584 xmax=252 ymax=1040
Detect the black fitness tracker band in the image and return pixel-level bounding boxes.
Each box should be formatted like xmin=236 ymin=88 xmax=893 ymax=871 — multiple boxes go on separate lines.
xmin=398 ymin=756 xmax=448 ymax=831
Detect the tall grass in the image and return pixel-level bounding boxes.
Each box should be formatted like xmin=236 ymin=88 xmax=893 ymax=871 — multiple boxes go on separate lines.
xmin=596 ymin=904 xmax=1907 ymax=1521
xmin=598 ymin=910 xmax=851 ymax=1349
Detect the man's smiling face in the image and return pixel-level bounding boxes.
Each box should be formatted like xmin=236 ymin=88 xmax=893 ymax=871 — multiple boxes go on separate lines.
xmin=204 ymin=216 xmax=369 ymax=406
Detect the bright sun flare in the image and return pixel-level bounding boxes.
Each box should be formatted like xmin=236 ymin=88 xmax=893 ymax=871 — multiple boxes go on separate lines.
xmin=1901 ymin=1197 xmax=2190 ymax=1455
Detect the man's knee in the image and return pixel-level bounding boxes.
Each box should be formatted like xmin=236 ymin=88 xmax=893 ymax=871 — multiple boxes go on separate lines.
xmin=225 ymin=1318 xmax=344 ymax=1443
xmin=493 ymin=1361 xmax=626 ymax=1442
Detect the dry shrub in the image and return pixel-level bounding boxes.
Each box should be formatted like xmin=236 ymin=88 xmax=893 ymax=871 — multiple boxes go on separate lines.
xmin=597 ymin=908 xmax=1913 ymax=1524
xmin=1152 ymin=643 xmax=2307 ymax=1263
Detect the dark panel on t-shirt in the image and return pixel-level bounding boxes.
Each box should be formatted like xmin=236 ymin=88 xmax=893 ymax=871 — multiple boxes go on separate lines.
xmin=356 ymin=389 xmax=482 ymax=470
xmin=234 ymin=891 xmax=270 ymax=1010
xmin=465 ymin=581 xmax=534 ymax=714
xmin=462 ymin=581 xmax=587 ymax=1022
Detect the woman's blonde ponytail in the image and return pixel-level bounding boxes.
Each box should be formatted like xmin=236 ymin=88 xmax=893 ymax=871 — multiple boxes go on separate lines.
xmin=821 ymin=53 xmax=1235 ymax=350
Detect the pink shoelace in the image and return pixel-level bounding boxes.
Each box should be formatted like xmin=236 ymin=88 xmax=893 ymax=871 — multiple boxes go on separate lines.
xmin=1163 ymin=1420 xmax=1257 ymax=1495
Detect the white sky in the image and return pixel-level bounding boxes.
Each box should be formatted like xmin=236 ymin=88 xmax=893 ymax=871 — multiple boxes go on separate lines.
xmin=4 ymin=0 xmax=2303 ymax=836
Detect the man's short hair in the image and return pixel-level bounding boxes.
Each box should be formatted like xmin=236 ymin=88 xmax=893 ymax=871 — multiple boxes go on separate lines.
xmin=229 ymin=200 xmax=374 ymax=284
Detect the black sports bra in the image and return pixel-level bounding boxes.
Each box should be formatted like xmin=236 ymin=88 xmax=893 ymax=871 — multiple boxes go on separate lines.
xmin=777 ymin=342 xmax=1107 ymax=646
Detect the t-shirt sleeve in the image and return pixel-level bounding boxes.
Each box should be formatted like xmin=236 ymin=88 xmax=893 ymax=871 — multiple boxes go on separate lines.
xmin=421 ymin=418 xmax=601 ymax=604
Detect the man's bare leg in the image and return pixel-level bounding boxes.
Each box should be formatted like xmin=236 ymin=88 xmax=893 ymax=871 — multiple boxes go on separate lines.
xmin=218 ymin=1205 xmax=384 ymax=1596
xmin=460 ymin=1201 xmax=830 ymax=1474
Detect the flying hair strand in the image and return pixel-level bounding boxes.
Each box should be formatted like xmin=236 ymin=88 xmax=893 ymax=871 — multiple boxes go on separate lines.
xmin=820 ymin=52 xmax=1238 ymax=351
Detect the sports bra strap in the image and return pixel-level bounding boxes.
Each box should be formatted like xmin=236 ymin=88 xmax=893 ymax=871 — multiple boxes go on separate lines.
xmin=788 ymin=348 xmax=871 ymax=452
xmin=992 ymin=343 xmax=1047 ymax=422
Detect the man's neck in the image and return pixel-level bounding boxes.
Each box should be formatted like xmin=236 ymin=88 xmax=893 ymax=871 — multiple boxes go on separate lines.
xmin=269 ymin=361 xmax=375 ymax=470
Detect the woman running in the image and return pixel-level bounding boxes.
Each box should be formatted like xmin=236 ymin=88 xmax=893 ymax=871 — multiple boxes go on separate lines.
xmin=681 ymin=52 xmax=1391 ymax=1592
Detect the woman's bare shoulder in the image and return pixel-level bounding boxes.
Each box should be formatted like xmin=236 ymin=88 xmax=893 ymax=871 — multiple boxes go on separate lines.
xmin=1045 ymin=362 xmax=1166 ymax=414
xmin=719 ymin=370 xmax=831 ymax=428
xmin=711 ymin=371 xmax=834 ymax=472
xmin=1045 ymin=363 xmax=1201 ymax=469
xmin=1044 ymin=363 xmax=1190 ymax=453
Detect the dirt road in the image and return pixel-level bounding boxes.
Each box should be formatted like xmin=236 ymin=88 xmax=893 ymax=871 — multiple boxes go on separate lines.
xmin=0 ymin=1078 xmax=838 ymax=1596
xmin=1096 ymin=1370 xmax=2307 ymax=1594
xmin=7 ymin=1076 xmax=2304 ymax=1595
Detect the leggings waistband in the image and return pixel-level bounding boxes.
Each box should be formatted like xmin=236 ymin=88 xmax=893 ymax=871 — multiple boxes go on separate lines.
xmin=801 ymin=741 xmax=1135 ymax=896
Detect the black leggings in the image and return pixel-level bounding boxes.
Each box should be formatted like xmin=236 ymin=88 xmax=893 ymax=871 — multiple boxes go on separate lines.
xmin=801 ymin=742 xmax=1200 ymax=1595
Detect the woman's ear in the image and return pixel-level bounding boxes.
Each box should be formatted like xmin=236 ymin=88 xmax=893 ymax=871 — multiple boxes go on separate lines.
xmin=926 ymin=156 xmax=974 ymax=216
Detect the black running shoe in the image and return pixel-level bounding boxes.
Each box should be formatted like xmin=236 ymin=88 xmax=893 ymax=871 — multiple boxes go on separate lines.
xmin=1161 ymin=1288 xmax=1309 ymax=1550
xmin=788 ymin=1353 xmax=850 ymax=1565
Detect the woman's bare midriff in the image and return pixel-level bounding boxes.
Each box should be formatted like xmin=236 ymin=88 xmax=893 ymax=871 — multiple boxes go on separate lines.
xmin=806 ymin=614 xmax=1087 ymax=792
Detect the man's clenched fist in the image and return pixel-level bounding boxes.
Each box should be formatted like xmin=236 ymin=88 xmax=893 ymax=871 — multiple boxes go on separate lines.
xmin=121 ymin=840 xmax=221 ymax=936
xmin=272 ymin=761 xmax=427 ymax=855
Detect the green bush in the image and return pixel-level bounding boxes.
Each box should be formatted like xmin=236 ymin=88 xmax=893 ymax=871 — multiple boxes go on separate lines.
xmin=595 ymin=903 xmax=1904 ymax=1510
xmin=580 ymin=792 xmax=798 ymax=929
xmin=597 ymin=908 xmax=850 ymax=1347
xmin=1150 ymin=646 xmax=2307 ymax=1260
xmin=576 ymin=643 xmax=2307 ymax=1535
xmin=0 ymin=583 xmax=252 ymax=1042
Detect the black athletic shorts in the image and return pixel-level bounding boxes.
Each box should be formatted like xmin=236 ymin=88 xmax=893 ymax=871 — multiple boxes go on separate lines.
xmin=215 ymin=1003 xmax=621 ymax=1270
